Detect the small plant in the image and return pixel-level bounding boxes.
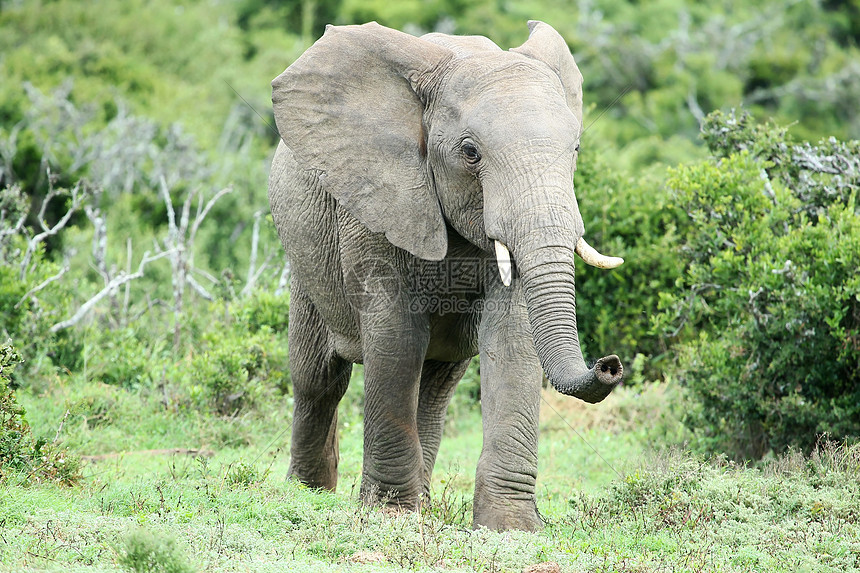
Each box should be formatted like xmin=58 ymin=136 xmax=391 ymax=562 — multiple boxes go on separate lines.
xmin=234 ymin=289 xmax=289 ymax=334
xmin=0 ymin=341 xmax=27 ymax=470
xmin=87 ymin=328 xmax=165 ymax=388
xmin=116 ymin=528 xmax=195 ymax=573
xmin=190 ymin=330 xmax=271 ymax=415
xmin=422 ymin=468 xmax=472 ymax=526
xmin=226 ymin=460 xmax=268 ymax=488
xmin=609 ymin=449 xmax=707 ymax=513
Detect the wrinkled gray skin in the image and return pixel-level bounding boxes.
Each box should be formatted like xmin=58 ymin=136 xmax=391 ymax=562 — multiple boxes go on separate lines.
xmin=268 ymin=21 xmax=624 ymax=531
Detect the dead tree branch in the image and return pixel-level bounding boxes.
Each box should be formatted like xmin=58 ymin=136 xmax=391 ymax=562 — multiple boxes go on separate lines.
xmin=158 ymin=176 xmax=233 ymax=347
xmin=49 ymin=250 xmax=172 ymax=333
xmin=20 ymin=175 xmax=86 ymax=280
xmin=15 ymin=261 xmax=69 ymax=309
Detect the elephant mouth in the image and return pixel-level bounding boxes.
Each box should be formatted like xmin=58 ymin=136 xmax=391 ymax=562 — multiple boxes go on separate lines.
xmin=492 ymin=237 xmax=623 ymax=286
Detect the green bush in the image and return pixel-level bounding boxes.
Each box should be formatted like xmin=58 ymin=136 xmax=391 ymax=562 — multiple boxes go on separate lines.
xmin=191 ymin=332 xmax=268 ymax=415
xmin=0 ymin=342 xmax=27 ymax=471
xmin=117 ymin=528 xmax=195 ymax=573
xmin=659 ymin=110 xmax=860 ymax=459
xmin=573 ymin=143 xmax=687 ymax=382
xmin=190 ymin=293 xmax=290 ymax=415
xmin=87 ymin=328 xmax=167 ymax=389
xmin=234 ymin=289 xmax=289 ymax=334
xmin=0 ymin=340 xmax=81 ymax=485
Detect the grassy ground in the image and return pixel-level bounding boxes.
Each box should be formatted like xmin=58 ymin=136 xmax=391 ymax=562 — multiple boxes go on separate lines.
xmin=3 ymin=373 xmax=858 ymax=572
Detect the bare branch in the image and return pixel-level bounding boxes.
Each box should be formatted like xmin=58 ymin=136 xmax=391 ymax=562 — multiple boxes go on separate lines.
xmin=0 ymin=211 xmax=26 ymax=245
xmin=189 ymin=186 xmax=233 ymax=246
xmin=157 ymin=179 xmax=234 ymax=347
xmin=244 ymin=251 xmax=276 ymax=297
xmin=85 ymin=204 xmax=109 ymax=284
xmin=14 ymin=262 xmax=69 ymax=309
xmin=687 ymin=87 xmax=705 ymax=124
xmin=20 ymin=179 xmax=86 ymax=280
xmin=191 ymin=266 xmax=219 ymax=285
xmin=179 ymin=188 xmax=194 ymax=241
xmin=122 ymin=237 xmax=132 ymax=325
xmin=186 ymin=274 xmax=214 ymax=301
xmin=241 ymin=210 xmax=264 ymax=297
xmin=49 ymin=250 xmax=172 ymax=333
xmin=275 ymin=260 xmax=290 ymax=296
xmin=36 ymin=169 xmax=63 ymax=233
xmin=52 ymin=409 xmax=70 ymax=443
xmin=159 ymin=175 xmax=177 ymax=236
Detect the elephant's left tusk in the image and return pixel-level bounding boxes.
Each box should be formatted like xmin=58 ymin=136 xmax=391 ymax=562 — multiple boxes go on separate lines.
xmin=494 ymin=240 xmax=512 ymax=286
xmin=575 ymin=237 xmax=624 ymax=269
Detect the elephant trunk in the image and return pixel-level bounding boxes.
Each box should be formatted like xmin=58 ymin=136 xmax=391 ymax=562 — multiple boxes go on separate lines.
xmin=483 ymin=149 xmax=623 ymax=403
xmin=507 ymin=210 xmax=623 ymax=404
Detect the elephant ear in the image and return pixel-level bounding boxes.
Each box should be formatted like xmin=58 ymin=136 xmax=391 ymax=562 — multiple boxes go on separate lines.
xmin=272 ymin=23 xmax=453 ymax=261
xmin=510 ymin=21 xmax=584 ymax=131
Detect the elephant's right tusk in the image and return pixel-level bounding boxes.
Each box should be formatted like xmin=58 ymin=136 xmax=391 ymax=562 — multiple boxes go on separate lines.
xmin=494 ymin=240 xmax=512 ymax=286
xmin=574 ymin=237 xmax=624 ymax=269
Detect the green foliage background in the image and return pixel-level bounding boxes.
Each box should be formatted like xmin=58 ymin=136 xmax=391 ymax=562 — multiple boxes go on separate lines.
xmin=660 ymin=111 xmax=860 ymax=458
xmin=0 ymin=0 xmax=858 ymax=479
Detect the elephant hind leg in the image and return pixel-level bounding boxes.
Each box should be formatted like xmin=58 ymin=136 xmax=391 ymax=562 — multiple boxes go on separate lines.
xmin=417 ymin=359 xmax=471 ymax=498
xmin=287 ymin=285 xmax=352 ymax=491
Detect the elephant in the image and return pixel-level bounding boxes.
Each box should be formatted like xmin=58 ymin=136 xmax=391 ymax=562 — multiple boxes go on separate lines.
xmin=268 ymin=20 xmax=626 ymax=531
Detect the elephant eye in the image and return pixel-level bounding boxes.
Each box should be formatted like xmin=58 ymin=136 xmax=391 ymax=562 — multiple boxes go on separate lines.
xmin=574 ymin=143 xmax=581 ymax=153
xmin=462 ymin=142 xmax=481 ymax=165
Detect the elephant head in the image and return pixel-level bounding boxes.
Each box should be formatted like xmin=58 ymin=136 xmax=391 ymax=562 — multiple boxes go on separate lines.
xmin=272 ymin=21 xmax=624 ymax=402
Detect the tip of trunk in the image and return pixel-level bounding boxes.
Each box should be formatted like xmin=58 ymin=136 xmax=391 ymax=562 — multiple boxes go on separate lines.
xmin=548 ymin=355 xmax=622 ymax=404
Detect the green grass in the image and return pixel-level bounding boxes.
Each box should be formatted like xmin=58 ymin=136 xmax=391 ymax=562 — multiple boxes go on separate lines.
xmin=4 ymin=373 xmax=859 ymax=572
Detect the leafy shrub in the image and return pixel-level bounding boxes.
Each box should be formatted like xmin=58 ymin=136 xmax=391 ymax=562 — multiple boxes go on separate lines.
xmin=233 ymin=289 xmax=289 ymax=334
xmin=117 ymin=528 xmax=195 ymax=573
xmin=0 ymin=342 xmax=27 ymax=471
xmin=574 ymin=144 xmax=687 ymax=382
xmin=190 ymin=292 xmax=290 ymax=415
xmin=226 ymin=459 xmax=269 ymax=488
xmin=0 ymin=264 xmax=29 ymax=353
xmin=87 ymin=328 xmax=166 ymax=389
xmin=0 ymin=340 xmax=81 ymax=485
xmin=191 ymin=332 xmax=268 ymax=416
xmin=659 ymin=110 xmax=860 ymax=459
xmin=70 ymin=382 xmax=122 ymax=428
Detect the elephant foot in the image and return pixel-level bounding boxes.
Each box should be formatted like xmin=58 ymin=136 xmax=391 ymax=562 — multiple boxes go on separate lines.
xmin=472 ymin=500 xmax=543 ymax=531
xmin=287 ymin=456 xmax=339 ymax=492
xmin=287 ymin=471 xmax=338 ymax=492
xmin=473 ymin=493 xmax=542 ymax=531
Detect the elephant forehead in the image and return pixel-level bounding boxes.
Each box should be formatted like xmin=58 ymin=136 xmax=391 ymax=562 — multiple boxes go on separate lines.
xmin=442 ymin=59 xmax=577 ymax=129
xmin=461 ymin=91 xmax=579 ymax=146
xmin=446 ymin=52 xmax=565 ymax=100
xmin=422 ymin=32 xmax=502 ymax=56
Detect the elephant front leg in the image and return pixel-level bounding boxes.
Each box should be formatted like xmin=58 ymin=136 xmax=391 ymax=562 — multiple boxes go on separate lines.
xmin=473 ymin=282 xmax=543 ymax=531
xmin=360 ymin=310 xmax=430 ymax=511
